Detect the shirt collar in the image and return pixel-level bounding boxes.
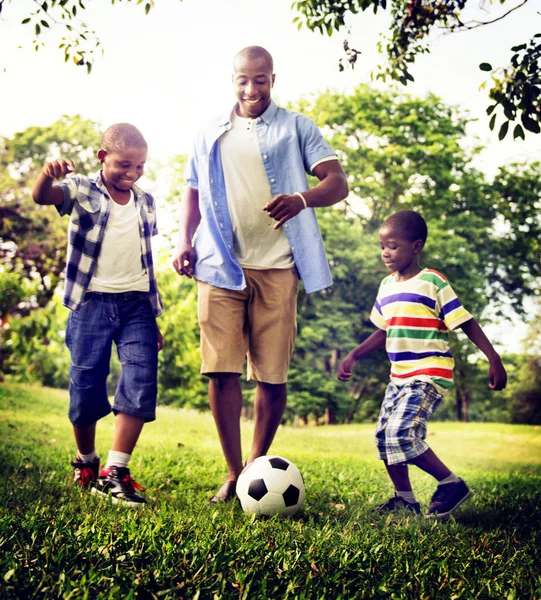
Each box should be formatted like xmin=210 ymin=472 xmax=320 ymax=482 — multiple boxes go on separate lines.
xmin=219 ymin=99 xmax=279 ymax=128
xmin=89 ymin=170 xmax=144 ymax=199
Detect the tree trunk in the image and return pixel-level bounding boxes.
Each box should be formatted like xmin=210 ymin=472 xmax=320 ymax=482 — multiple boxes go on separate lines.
xmin=324 ymin=407 xmax=336 ymax=425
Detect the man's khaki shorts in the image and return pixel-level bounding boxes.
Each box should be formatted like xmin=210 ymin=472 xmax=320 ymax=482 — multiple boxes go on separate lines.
xmin=197 ymin=268 xmax=298 ymax=384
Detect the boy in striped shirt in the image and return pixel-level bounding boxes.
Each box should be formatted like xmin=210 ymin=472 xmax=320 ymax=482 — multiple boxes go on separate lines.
xmin=337 ymin=210 xmax=507 ymax=518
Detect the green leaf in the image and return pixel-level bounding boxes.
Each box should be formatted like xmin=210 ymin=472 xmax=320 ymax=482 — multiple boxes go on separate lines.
xmin=498 ymin=121 xmax=509 ymax=141
xmin=513 ymin=124 xmax=525 ymax=140
xmin=489 ymin=114 xmax=497 ymax=131
xmin=486 ymin=105 xmax=496 ymax=115
xmin=21 ymin=18 xmax=31 ymax=24
xmin=479 ymin=63 xmax=493 ymax=72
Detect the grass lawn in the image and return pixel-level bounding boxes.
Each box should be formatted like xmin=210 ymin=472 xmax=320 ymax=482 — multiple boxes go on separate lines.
xmin=1 ymin=382 xmax=540 ymax=599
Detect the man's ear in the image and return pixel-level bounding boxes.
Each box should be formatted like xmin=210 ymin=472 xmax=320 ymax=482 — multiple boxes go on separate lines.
xmin=413 ymin=239 xmax=424 ymax=255
xmin=272 ymin=73 xmax=276 ymax=87
xmin=97 ymin=149 xmax=107 ymax=163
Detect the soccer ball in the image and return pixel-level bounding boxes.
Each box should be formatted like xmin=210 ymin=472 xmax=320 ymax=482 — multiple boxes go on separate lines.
xmin=236 ymin=455 xmax=305 ymax=517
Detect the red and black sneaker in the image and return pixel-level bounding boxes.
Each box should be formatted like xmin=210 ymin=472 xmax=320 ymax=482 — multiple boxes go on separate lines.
xmin=71 ymin=455 xmax=100 ymax=488
xmin=91 ymin=466 xmax=147 ymax=506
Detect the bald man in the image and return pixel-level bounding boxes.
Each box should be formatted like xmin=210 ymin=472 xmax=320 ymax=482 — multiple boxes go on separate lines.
xmin=173 ymin=46 xmax=348 ymax=503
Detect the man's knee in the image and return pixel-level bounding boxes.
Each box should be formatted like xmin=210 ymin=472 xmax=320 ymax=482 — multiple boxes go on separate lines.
xmin=208 ymin=372 xmax=241 ymax=391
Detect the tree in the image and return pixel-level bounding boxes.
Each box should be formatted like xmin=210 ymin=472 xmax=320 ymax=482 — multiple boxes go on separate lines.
xmin=0 ymin=0 xmax=162 ymax=73
xmin=292 ymin=0 xmax=540 ymax=138
xmin=0 ymin=115 xmax=101 ymax=319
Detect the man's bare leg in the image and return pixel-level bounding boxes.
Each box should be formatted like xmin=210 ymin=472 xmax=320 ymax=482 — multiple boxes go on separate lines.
xmin=247 ymin=381 xmax=287 ymax=464
xmin=208 ymin=373 xmax=244 ymax=501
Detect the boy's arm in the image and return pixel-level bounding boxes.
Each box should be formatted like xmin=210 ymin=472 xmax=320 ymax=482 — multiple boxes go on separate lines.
xmin=172 ymin=186 xmax=201 ymax=278
xmin=32 ymin=159 xmax=75 ymax=206
xmin=337 ymin=329 xmax=387 ymax=382
xmin=460 ymin=317 xmax=507 ymax=390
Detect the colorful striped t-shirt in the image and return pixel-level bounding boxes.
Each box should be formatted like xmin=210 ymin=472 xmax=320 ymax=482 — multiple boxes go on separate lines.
xmin=370 ymin=269 xmax=472 ymax=393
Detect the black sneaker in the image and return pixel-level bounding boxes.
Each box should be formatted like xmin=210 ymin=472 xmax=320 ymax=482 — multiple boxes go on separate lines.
xmin=377 ymin=494 xmax=421 ymax=514
xmin=91 ymin=466 xmax=147 ymax=506
xmin=71 ymin=455 xmax=100 ymax=488
xmin=427 ymin=479 xmax=471 ymax=518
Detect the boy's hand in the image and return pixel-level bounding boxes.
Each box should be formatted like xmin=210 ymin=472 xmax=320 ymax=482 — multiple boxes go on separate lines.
xmin=173 ymin=243 xmax=196 ymax=278
xmin=337 ymin=354 xmax=357 ymax=382
xmin=43 ymin=158 xmax=76 ymax=180
xmin=488 ymin=357 xmax=507 ymax=390
xmin=263 ymin=193 xmax=305 ymax=229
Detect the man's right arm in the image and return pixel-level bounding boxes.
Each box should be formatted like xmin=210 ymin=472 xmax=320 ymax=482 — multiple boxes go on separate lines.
xmin=32 ymin=159 xmax=75 ymax=205
xmin=172 ymin=186 xmax=202 ymax=278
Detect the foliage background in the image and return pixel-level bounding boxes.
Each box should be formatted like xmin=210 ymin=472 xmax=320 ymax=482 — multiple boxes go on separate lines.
xmin=1 ymin=83 xmax=540 ymax=424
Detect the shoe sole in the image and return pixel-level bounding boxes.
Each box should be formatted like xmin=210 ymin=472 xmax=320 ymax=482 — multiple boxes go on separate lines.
xmin=91 ymin=487 xmax=146 ymax=508
xmin=426 ymin=490 xmax=472 ymax=519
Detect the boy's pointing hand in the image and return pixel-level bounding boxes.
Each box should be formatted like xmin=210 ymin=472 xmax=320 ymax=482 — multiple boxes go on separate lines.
xmin=43 ymin=158 xmax=76 ymax=180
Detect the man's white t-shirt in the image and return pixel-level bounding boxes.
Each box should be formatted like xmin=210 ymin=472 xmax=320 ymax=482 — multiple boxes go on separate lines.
xmin=89 ymin=190 xmax=150 ymax=293
xmin=219 ymin=111 xmax=295 ymax=270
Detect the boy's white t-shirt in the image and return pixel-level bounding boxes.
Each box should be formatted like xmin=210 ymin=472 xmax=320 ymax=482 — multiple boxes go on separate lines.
xmin=88 ymin=190 xmax=150 ymax=293
xmin=219 ymin=111 xmax=294 ymax=270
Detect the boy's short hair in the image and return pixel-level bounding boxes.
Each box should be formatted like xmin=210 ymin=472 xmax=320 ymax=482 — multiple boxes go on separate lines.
xmin=382 ymin=210 xmax=428 ymax=244
xmin=101 ymin=123 xmax=147 ymax=153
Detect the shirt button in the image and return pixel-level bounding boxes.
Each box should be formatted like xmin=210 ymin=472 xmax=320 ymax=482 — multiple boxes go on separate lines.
xmin=263 ymin=154 xmax=268 ymax=159
xmin=271 ymin=178 xmax=276 ymax=183
xmin=284 ymin=224 xmax=288 ymax=229
xmin=291 ymin=246 xmax=295 ymax=251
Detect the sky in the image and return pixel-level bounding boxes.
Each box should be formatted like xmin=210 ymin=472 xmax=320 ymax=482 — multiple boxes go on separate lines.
xmin=1 ymin=0 xmax=539 ymax=349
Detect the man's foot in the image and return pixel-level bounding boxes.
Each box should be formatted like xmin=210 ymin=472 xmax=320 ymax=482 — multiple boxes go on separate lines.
xmin=377 ymin=494 xmax=421 ymax=514
xmin=91 ymin=466 xmax=147 ymax=506
xmin=209 ymin=480 xmax=237 ymax=503
xmin=427 ymin=478 xmax=471 ymax=518
xmin=71 ymin=455 xmax=100 ymax=488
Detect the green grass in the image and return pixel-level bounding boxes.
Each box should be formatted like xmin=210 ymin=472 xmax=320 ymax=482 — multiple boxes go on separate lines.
xmin=1 ymin=383 xmax=540 ymax=599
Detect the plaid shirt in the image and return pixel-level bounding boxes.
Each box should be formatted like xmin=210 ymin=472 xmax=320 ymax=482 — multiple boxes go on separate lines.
xmin=55 ymin=171 xmax=163 ymax=317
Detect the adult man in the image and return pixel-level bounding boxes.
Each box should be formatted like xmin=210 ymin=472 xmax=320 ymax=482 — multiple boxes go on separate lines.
xmin=173 ymin=46 xmax=348 ymax=502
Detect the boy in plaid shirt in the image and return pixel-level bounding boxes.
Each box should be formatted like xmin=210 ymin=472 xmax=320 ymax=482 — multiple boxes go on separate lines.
xmin=32 ymin=123 xmax=163 ymax=506
xmin=338 ymin=210 xmax=507 ymax=518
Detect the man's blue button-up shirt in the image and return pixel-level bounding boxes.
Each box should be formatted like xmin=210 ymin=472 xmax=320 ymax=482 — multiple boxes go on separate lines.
xmin=185 ymin=100 xmax=338 ymax=294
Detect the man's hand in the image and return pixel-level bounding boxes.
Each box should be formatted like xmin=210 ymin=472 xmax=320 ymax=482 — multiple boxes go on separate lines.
xmin=337 ymin=354 xmax=357 ymax=382
xmin=263 ymin=193 xmax=305 ymax=229
xmin=43 ymin=158 xmax=76 ymax=179
xmin=157 ymin=325 xmax=164 ymax=352
xmin=173 ymin=243 xmax=196 ymax=278
xmin=488 ymin=357 xmax=507 ymax=391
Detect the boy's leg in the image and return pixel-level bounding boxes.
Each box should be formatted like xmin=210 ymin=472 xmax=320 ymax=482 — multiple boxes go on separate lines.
xmin=409 ymin=447 xmax=451 ymax=480
xmin=73 ymin=423 xmax=97 ymax=456
xmin=92 ymin=293 xmax=157 ymax=506
xmin=411 ymin=448 xmax=470 ymax=518
xmin=65 ymin=296 xmax=114 ymax=487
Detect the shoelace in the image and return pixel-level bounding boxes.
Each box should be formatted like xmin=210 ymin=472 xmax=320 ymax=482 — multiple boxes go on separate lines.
xmin=77 ymin=467 xmax=95 ymax=486
xmin=121 ymin=474 xmax=146 ymax=492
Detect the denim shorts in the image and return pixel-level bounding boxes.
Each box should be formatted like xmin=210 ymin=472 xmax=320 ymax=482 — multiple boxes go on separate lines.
xmin=375 ymin=380 xmax=443 ymax=465
xmin=65 ymin=291 xmax=158 ymax=427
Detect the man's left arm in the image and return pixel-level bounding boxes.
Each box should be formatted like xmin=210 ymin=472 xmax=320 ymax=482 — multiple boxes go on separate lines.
xmin=263 ymin=160 xmax=348 ymax=230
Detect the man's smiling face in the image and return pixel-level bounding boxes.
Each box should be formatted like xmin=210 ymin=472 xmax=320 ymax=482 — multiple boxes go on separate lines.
xmin=233 ymin=53 xmax=275 ymax=119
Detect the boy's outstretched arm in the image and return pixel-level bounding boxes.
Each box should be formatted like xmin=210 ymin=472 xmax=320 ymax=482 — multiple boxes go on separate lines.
xmin=460 ymin=318 xmax=507 ymax=390
xmin=33 ymin=158 xmax=76 ymax=205
xmin=337 ymin=329 xmax=387 ymax=382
